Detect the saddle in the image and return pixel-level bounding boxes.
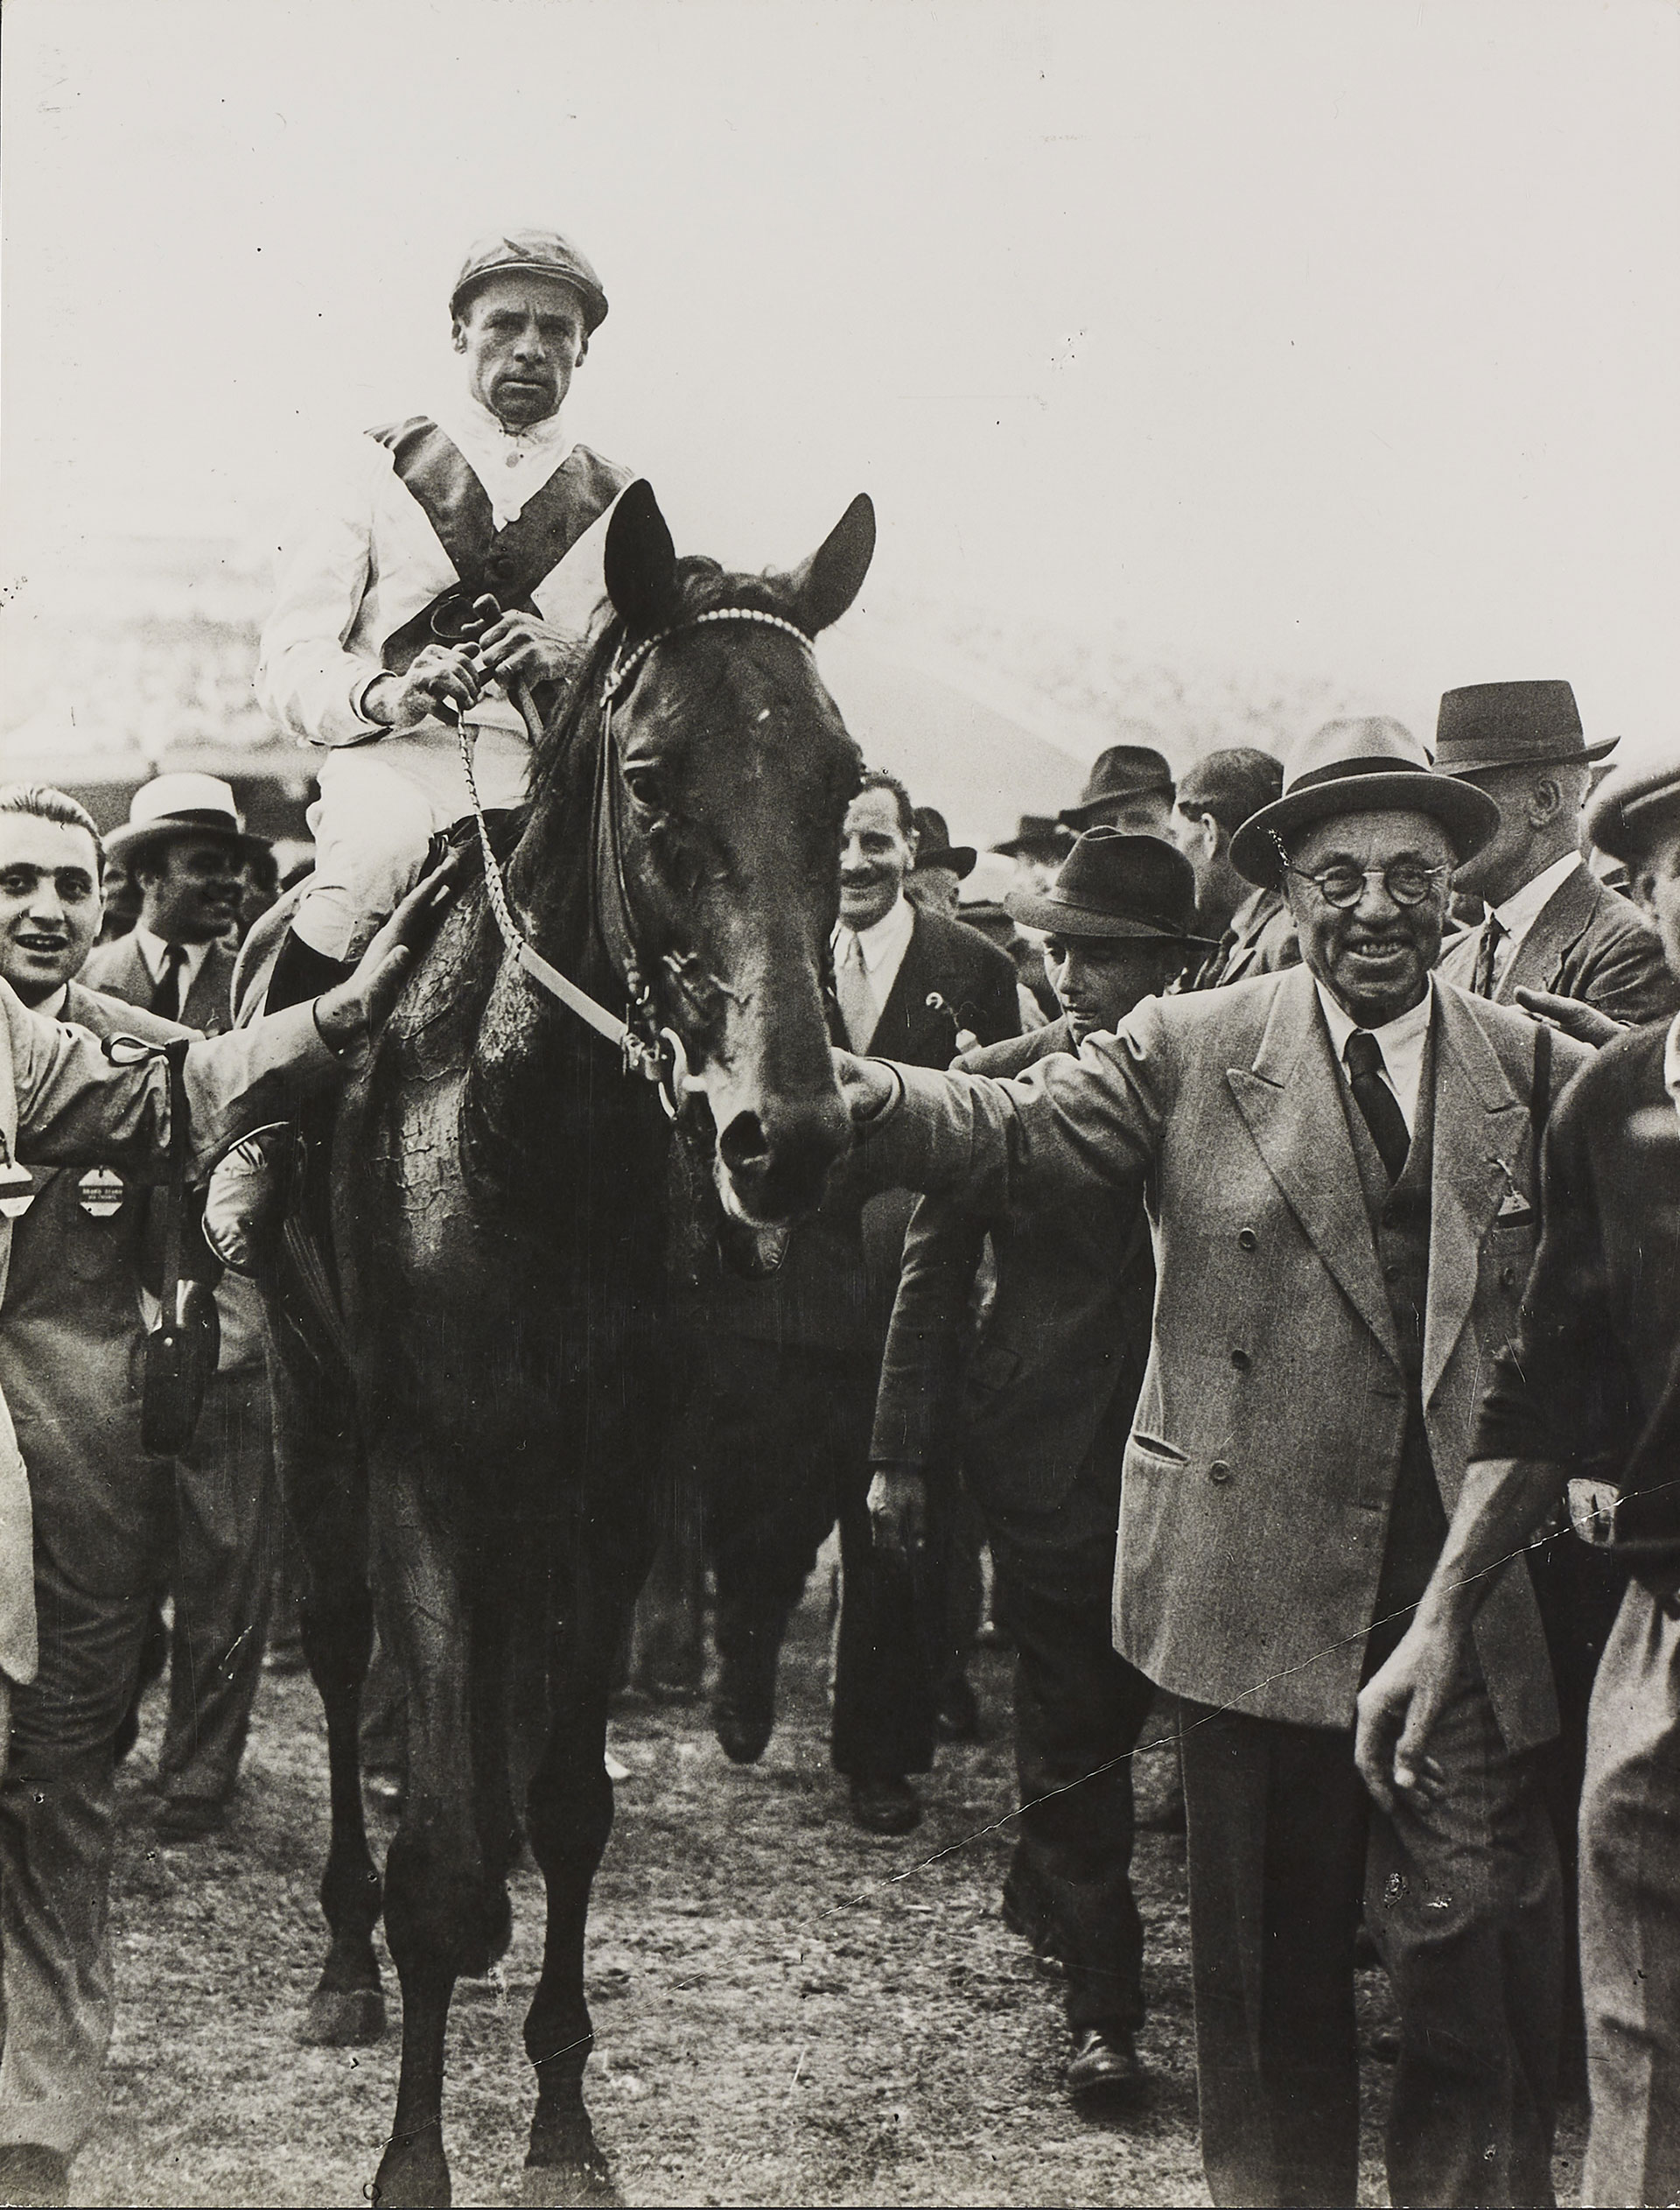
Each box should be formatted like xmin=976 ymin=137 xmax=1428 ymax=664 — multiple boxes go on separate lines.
xmin=206 ymin=811 xmax=528 ymax=1363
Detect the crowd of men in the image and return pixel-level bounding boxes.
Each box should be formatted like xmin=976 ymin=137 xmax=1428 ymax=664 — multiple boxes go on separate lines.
xmin=1 ymin=217 xmax=1678 ymax=2210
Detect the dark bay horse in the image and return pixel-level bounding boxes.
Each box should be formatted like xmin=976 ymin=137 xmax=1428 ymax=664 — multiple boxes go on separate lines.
xmin=270 ymin=481 xmax=872 ymax=2206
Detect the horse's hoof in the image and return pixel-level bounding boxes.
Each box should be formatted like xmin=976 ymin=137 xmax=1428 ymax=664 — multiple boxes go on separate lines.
xmin=519 ymin=2152 xmax=623 ymax=2210
xmin=369 ymin=2140 xmax=451 ymax=2209
xmin=296 ymin=1984 xmax=385 ymax=2045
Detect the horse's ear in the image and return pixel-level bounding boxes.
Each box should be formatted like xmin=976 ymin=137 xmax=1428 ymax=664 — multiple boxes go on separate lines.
xmin=780 ymin=494 xmax=876 ymax=635
xmin=605 ymin=481 xmax=680 ymax=634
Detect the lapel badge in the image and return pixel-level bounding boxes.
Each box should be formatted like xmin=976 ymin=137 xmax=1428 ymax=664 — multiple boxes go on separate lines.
xmin=77 ymin=1165 xmax=127 ymax=1219
xmin=1494 ymin=1190 xmax=1534 ymax=1224
xmin=0 ymin=1136 xmax=34 ymax=1221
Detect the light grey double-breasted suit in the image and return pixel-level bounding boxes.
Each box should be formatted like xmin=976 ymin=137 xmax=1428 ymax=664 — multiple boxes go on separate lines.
xmin=864 ymin=961 xmax=1591 ymax=1743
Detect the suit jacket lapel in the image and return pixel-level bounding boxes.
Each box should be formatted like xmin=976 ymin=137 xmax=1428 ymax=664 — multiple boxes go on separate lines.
xmin=1226 ymin=967 xmax=1402 ymax=1365
xmin=1497 ymin=863 xmax=1596 ymax=1004
xmin=1423 ymin=986 xmax=1529 ymax=1400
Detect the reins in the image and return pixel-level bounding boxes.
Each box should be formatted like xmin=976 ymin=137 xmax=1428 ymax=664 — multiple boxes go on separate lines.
xmin=453 ymin=605 xmax=816 ymax=1113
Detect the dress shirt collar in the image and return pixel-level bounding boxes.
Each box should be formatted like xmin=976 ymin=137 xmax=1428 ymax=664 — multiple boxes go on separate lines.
xmin=833 ymin=893 xmax=916 ymax=975
xmin=1665 ymin=1013 xmax=1680 ymax=1132
xmin=1488 ymin=852 xmax=1581 ymax=952
xmin=1314 ymin=973 xmax=1434 ymax=1135
xmin=432 ymin=389 xmax=575 ymax=525
xmin=133 ymin=927 xmax=213 ymax=994
xmin=32 ymin=983 xmax=69 ymax=1021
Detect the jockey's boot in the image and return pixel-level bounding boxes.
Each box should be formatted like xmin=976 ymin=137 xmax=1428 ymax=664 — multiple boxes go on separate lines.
xmin=202 ymin=930 xmax=354 ymax=1277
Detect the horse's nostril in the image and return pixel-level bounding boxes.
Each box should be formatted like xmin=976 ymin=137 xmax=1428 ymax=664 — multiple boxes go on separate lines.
xmin=718 ymin=1111 xmax=771 ymax=1177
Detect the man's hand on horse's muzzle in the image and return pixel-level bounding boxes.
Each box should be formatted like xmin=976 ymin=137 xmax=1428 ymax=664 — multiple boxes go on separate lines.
xmin=474 ymin=610 xmax=577 ymax=689
xmin=832 ymin=1049 xmax=900 ymax=1123
xmin=313 ymin=868 xmax=460 ymax=1053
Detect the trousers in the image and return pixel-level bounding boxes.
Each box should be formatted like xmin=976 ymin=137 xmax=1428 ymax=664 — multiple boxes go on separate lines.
xmin=297 ymin=721 xmax=531 ymax=960
xmin=1579 ymin=1576 xmax=1680 ymax=2207
xmin=984 ymin=1450 xmax=1153 ymax=2035
xmin=156 ymin=1359 xmax=278 ymax=1807
xmin=1179 ymin=1667 xmax=1561 ymax=2208
xmin=0 ymin=1547 xmax=153 ymax=2154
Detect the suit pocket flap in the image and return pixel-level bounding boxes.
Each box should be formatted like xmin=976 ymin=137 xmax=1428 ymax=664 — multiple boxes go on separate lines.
xmin=1127 ymin=1431 xmax=1189 ymax=1467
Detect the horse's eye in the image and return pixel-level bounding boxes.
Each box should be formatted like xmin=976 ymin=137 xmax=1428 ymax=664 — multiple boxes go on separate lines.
xmin=623 ymin=766 xmax=663 ymax=811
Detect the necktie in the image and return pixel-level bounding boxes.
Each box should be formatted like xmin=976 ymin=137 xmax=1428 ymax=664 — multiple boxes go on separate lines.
xmin=836 ymin=930 xmax=878 ymax=1052
xmin=1471 ymin=913 xmax=1506 ymax=998
xmin=152 ymin=943 xmax=188 ymax=1021
xmin=1344 ymin=1029 xmax=1410 ymax=1184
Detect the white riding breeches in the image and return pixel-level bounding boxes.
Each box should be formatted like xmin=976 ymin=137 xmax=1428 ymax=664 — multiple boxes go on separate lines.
xmin=292 ymin=719 xmax=533 ymax=962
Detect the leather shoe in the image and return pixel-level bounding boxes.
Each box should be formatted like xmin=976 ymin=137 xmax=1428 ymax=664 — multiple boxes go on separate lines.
xmin=1066 ymin=2025 xmax=1145 ymax=2106
xmin=712 ymin=1638 xmax=779 ymax=1765
xmin=0 ymin=2143 xmax=70 ymax=2207
xmin=848 ymin=1775 xmax=921 ymax=1835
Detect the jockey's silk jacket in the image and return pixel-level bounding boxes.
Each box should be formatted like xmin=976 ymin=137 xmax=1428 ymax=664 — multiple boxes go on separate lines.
xmin=256 ymin=393 xmax=632 ymax=751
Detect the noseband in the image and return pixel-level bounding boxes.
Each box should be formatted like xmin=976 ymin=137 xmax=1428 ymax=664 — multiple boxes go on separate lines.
xmin=456 ymin=606 xmax=816 ymax=1113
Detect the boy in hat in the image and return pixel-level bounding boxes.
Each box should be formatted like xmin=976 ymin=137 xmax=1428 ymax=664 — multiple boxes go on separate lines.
xmin=905 ymin=805 xmax=976 ymax=918
xmin=1359 ymin=745 xmax=1680 ymax=2210
xmin=836 ymin=716 xmax=1589 ymax=2206
xmin=255 ymin=228 xmax=634 ymax=1012
xmin=871 ymin=830 xmax=1209 ymax=2106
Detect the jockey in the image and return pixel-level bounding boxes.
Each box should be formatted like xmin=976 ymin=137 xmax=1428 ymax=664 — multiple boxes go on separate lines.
xmin=255 ymin=228 xmax=634 ymax=1013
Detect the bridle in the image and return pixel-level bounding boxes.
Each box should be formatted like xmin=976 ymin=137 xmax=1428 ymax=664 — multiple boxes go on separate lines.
xmin=454 ymin=604 xmax=816 ymax=1116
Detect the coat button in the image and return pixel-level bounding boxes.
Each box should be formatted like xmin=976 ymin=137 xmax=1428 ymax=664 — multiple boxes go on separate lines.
xmin=1231 ymin=1350 xmax=1251 ymax=1372
xmin=1238 ymin=1229 xmax=1257 ymax=1251
xmin=1209 ymin=1460 xmax=1233 ymax=1484
xmin=1384 ymin=1262 xmax=1401 ymax=1282
xmin=1501 ymin=1263 xmax=1518 ymax=1289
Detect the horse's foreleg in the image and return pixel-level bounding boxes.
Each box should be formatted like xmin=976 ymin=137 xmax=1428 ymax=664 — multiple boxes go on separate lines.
xmin=522 ymin=1516 xmax=657 ymax=2210
xmin=369 ymin=1462 xmax=500 ymax=2210
xmin=270 ymin=1340 xmax=387 ymax=2046
xmin=298 ymin=1565 xmax=386 ymax=2045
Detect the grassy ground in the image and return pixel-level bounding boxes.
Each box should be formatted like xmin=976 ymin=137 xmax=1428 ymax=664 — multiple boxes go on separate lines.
xmin=71 ymin=1586 xmax=1585 ymax=2208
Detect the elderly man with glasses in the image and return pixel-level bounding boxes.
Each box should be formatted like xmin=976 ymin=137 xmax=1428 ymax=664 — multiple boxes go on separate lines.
xmin=834 ymin=717 xmax=1591 ymax=2209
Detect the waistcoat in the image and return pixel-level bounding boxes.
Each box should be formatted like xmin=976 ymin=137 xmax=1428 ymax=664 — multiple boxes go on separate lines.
xmin=1341 ymin=1027 xmax=1449 ymax=1654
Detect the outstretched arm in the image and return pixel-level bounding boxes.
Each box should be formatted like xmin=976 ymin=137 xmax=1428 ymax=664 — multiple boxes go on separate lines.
xmin=10 ymin=872 xmax=452 ymax=1175
xmin=834 ymin=996 xmax=1173 ymax=1213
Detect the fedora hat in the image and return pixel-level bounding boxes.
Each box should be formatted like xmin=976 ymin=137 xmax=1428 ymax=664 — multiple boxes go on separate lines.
xmin=450 ymin=228 xmax=610 ymax=333
xmin=992 ymin=814 xmax=1073 ymax=861
xmin=1435 ymin=680 xmax=1616 ymax=776
xmin=1585 ymin=747 xmax=1680 ymax=865
xmin=105 ymin=774 xmax=264 ymax=869
xmin=911 ymin=806 xmax=976 ymax=880
xmin=1007 ymin=829 xmax=1214 ymax=945
xmin=1230 ymin=718 xmax=1499 ymax=889
xmin=1058 ymin=740 xmax=1176 ymax=829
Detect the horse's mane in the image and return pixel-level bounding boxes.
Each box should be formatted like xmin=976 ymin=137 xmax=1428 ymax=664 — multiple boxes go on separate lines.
xmin=526 ymin=556 xmax=808 ymax=809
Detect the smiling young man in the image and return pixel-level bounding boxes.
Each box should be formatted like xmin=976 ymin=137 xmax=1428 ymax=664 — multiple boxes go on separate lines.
xmin=255 ymin=227 xmax=634 ymax=1014
xmin=833 ymin=719 xmax=1590 ymax=2207
xmin=0 ymin=787 xmax=444 ymax=2206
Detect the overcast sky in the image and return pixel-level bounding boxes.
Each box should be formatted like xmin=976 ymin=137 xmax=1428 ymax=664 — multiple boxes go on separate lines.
xmin=3 ymin=0 xmax=1676 ymax=753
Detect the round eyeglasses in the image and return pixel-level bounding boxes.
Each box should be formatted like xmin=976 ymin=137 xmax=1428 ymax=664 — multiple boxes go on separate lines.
xmin=1281 ymin=859 xmax=1451 ymax=909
